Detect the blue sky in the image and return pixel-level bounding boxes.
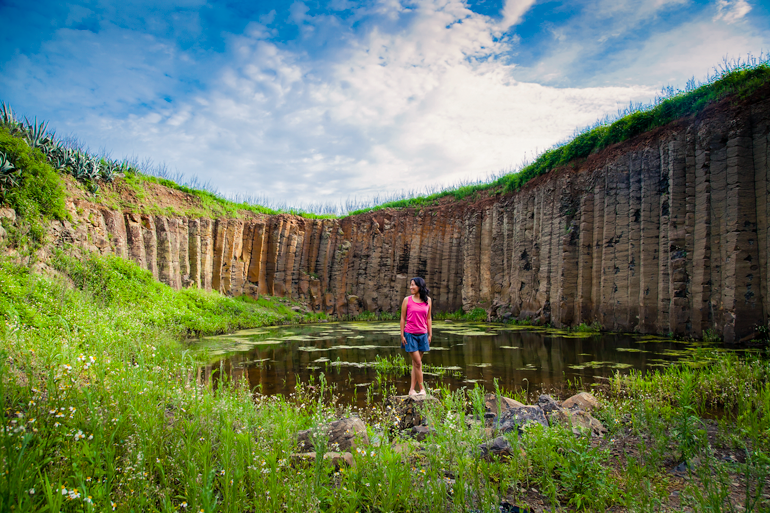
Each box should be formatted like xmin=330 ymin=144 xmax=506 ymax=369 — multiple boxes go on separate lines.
xmin=1 ymin=0 xmax=768 ymax=208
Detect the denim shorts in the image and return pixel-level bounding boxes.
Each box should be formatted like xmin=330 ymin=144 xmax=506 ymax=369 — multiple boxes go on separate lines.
xmin=403 ymin=332 xmax=430 ymax=353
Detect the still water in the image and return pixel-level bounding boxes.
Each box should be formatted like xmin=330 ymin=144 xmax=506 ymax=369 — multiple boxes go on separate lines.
xmin=195 ymin=321 xmax=700 ymax=407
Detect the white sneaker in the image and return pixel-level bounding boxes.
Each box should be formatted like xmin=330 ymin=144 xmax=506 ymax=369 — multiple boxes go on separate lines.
xmin=418 ymin=388 xmax=427 ymax=397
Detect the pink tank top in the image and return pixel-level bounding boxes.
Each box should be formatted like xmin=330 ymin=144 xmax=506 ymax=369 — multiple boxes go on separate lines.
xmin=405 ymin=296 xmax=429 ymax=334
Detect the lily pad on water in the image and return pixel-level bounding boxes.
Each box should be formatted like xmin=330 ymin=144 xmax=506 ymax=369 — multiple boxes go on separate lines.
xmin=313 ymin=357 xmax=330 ymax=363
xmin=330 ymin=361 xmax=367 ymax=368
xmin=611 ymin=363 xmax=633 ymax=369
xmin=616 ymin=348 xmax=649 ymax=353
xmin=347 ymin=335 xmax=365 ymax=339
xmin=427 ymin=346 xmax=450 ymax=351
xmin=469 ymin=363 xmax=492 ymax=368
xmin=297 ymin=346 xmax=332 ymax=352
xmin=560 ymin=332 xmax=602 ymax=339
xmin=500 ymin=346 xmax=520 ymax=349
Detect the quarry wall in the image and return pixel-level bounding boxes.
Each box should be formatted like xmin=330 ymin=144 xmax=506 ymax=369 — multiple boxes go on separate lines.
xmin=49 ymin=93 xmax=770 ymax=342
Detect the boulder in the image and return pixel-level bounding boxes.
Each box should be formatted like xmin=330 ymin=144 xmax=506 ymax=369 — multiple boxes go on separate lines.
xmin=410 ymin=425 xmax=435 ymax=442
xmin=548 ymin=409 xmax=607 ymax=437
xmin=537 ymin=394 xmax=562 ymax=415
xmin=296 ymin=417 xmax=369 ymax=452
xmin=478 ymin=436 xmax=514 ymax=460
xmin=562 ymin=392 xmax=600 ymax=412
xmin=386 ymin=394 xmax=438 ymax=430
xmin=498 ymin=406 xmax=549 ymax=434
xmin=484 ymin=393 xmax=525 ymax=416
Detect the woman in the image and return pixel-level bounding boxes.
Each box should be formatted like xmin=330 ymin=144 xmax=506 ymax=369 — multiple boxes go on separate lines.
xmin=400 ymin=277 xmax=432 ymax=397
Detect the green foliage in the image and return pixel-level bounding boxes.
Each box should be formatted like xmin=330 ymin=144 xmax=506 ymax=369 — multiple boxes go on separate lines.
xmin=372 ymin=354 xmax=410 ymax=375
xmin=0 ymin=127 xmax=67 ymax=244
xmin=703 ymin=328 xmax=722 ymax=342
xmin=573 ymin=321 xmax=603 ymax=333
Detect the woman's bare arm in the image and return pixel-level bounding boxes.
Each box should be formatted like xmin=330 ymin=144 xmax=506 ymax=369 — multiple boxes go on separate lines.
xmin=427 ymin=297 xmax=432 ymax=343
xmin=400 ymin=296 xmax=408 ymax=346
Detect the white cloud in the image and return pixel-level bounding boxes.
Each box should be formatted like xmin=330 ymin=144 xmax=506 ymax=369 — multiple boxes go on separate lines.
xmin=500 ymin=0 xmax=537 ymax=30
xmin=715 ymin=0 xmax=752 ymax=23
xmin=81 ymin=0 xmax=652 ymax=205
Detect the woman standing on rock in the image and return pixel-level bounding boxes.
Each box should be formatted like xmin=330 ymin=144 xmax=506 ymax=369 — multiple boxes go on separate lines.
xmin=400 ymin=277 xmax=432 ymax=397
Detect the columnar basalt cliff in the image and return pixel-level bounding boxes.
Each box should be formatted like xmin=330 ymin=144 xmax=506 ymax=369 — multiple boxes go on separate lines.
xmin=48 ymin=92 xmax=770 ymax=342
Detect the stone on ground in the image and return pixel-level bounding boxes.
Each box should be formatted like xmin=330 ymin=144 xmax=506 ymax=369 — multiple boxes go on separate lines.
xmin=296 ymin=417 xmax=369 ymax=452
xmin=562 ymin=392 xmax=600 ymax=412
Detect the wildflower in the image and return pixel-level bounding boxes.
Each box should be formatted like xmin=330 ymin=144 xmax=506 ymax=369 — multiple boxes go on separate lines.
xmin=74 ymin=430 xmax=85 ymax=441
xmin=86 ymin=477 xmax=92 ymax=482
xmin=54 ymin=422 xmax=61 ymax=428
xmin=180 ymin=502 xmax=187 ymax=508
xmin=28 ymin=488 xmax=34 ymax=495
xmin=112 ymin=501 xmax=117 ymax=511
xmin=88 ymin=434 xmax=93 ymax=440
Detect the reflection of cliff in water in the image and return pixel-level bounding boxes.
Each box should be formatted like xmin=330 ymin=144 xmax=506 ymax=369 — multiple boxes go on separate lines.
xmin=197 ymin=322 xmax=693 ymax=407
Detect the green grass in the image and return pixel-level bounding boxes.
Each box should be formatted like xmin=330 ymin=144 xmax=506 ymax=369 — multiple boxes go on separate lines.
xmin=434 ymin=307 xmax=488 ymax=322
xmin=2 ymin=253 xmax=770 ymax=512
xmin=117 ymin=172 xmax=337 ymax=220
xmin=348 ymin=57 xmax=770 ymax=216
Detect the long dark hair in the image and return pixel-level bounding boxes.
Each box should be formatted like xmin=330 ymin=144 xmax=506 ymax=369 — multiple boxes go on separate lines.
xmin=410 ymin=277 xmax=430 ymax=303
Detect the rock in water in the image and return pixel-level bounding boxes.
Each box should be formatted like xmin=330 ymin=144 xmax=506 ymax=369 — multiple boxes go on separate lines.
xmin=562 ymin=392 xmax=600 ymax=412
xmin=498 ymin=406 xmax=549 ymax=433
xmin=296 ymin=417 xmax=369 ymax=452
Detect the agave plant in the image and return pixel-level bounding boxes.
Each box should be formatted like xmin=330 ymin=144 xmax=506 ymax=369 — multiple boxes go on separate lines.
xmin=0 ymin=151 xmax=21 ymax=200
xmin=21 ymin=117 xmax=50 ymax=149
xmin=0 ymin=103 xmax=20 ymax=133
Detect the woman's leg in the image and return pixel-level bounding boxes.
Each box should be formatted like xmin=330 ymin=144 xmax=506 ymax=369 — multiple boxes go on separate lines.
xmin=409 ymin=351 xmax=423 ymax=395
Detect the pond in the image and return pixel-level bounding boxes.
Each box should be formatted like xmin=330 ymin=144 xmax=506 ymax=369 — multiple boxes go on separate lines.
xmin=194 ymin=321 xmax=708 ymax=407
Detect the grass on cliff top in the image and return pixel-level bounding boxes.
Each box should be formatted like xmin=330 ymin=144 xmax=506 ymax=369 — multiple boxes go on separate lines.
xmin=94 ymin=171 xmax=338 ymax=220
xmin=3 ymin=246 xmax=770 ymax=511
xmin=347 ymin=55 xmax=770 ymax=216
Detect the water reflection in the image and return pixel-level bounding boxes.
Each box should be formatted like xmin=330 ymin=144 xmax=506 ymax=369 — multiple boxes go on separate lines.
xmin=194 ymin=321 xmax=693 ymax=407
